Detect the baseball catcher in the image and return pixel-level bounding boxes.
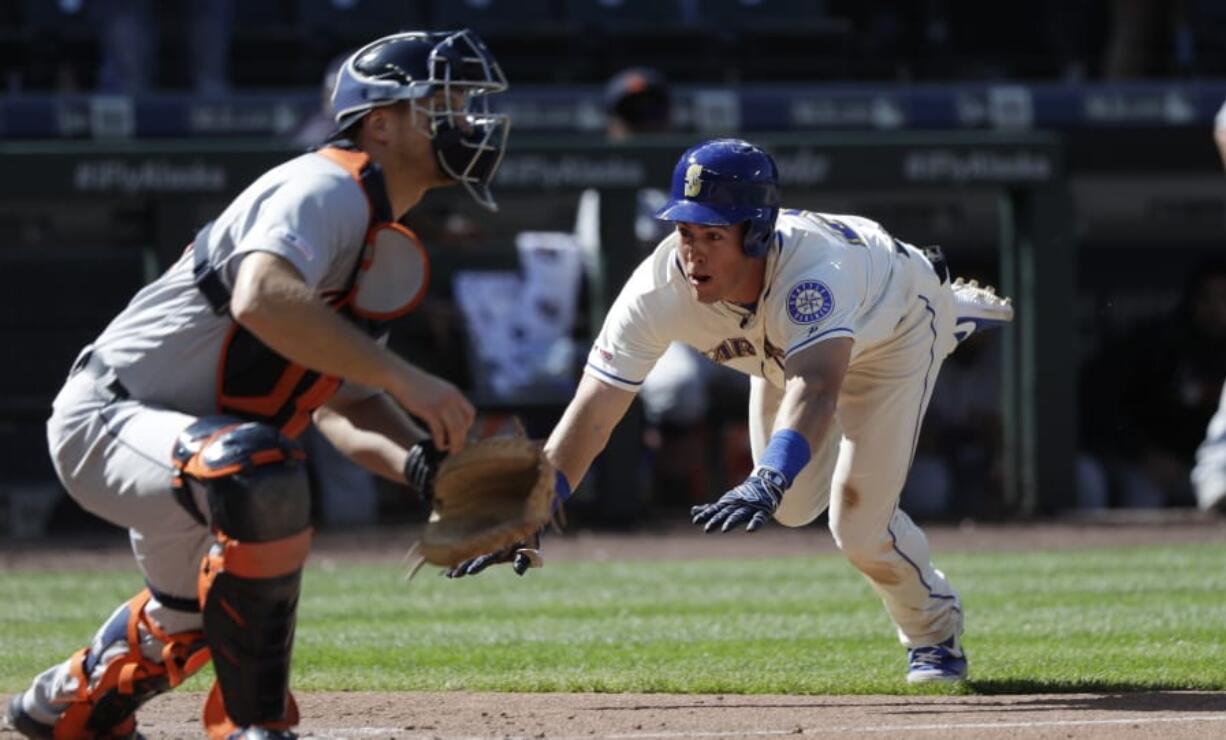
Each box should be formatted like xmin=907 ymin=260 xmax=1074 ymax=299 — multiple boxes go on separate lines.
xmin=6 ymin=29 xmax=509 ymax=740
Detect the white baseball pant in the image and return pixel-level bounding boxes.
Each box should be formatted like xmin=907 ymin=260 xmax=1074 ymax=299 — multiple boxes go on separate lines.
xmin=750 ymin=269 xmax=962 ymax=648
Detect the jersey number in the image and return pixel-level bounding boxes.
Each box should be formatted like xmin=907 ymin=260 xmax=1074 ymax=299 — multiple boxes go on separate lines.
xmin=782 ymin=209 xmax=865 ymax=246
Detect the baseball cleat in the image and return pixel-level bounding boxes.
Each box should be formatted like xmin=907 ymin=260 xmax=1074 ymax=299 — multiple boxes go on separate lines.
xmin=906 ymin=634 xmax=968 ymax=684
xmin=951 ymin=277 xmax=1014 ymax=344
xmin=5 ymin=693 xmax=54 ymax=740
xmin=5 ymin=691 xmax=146 ymax=740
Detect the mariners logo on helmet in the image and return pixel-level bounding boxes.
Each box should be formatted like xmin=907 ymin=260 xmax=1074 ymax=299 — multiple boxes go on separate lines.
xmin=684 ymin=164 xmax=704 ymax=197
xmin=787 ymin=280 xmax=835 ymax=325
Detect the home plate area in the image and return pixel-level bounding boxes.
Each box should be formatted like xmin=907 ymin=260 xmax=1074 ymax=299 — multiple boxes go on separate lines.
xmin=80 ymin=690 xmax=1226 ymax=739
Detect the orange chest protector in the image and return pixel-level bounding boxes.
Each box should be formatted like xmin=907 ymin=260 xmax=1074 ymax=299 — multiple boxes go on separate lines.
xmin=192 ymin=144 xmax=430 ymax=438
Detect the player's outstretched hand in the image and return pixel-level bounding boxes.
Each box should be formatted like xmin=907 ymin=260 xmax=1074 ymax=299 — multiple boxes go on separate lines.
xmin=691 ymin=468 xmax=785 ymax=533
xmin=445 ymin=531 xmax=543 ymax=578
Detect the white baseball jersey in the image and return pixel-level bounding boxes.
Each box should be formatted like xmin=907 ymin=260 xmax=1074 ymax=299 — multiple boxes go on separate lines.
xmin=88 ymin=151 xmax=377 ymax=416
xmin=586 ymin=210 xmax=940 ymax=391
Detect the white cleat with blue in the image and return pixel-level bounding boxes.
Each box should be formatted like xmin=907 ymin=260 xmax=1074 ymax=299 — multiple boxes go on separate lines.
xmin=951 ymin=277 xmax=1014 ymax=344
xmin=906 ymin=634 xmax=968 ymax=684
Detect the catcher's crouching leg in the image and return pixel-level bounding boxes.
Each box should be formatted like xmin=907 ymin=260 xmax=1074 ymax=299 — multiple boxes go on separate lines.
xmin=8 ymin=588 xmax=210 ymax=739
xmin=173 ymin=419 xmax=312 ymax=739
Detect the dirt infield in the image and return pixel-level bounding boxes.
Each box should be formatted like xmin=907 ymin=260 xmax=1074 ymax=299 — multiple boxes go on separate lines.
xmin=7 ymin=689 xmax=1226 ymax=739
xmin=3 ymin=517 xmax=1224 ymax=739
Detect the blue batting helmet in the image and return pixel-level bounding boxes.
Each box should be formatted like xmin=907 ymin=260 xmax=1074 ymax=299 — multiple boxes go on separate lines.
xmin=331 ymin=29 xmax=510 ymax=211
xmin=654 ymin=139 xmax=781 ymax=257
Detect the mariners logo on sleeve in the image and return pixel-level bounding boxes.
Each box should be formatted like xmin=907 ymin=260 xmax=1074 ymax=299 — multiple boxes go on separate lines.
xmin=786 ymin=280 xmax=834 ymax=324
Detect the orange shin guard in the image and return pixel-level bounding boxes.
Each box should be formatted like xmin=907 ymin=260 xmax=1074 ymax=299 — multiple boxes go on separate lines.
xmin=53 ymin=589 xmax=211 ymax=740
xmin=198 ymin=529 xmax=311 ymax=736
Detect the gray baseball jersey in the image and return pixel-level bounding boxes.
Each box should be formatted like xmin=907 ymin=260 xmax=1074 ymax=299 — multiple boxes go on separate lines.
xmin=89 ymin=151 xmax=377 ymax=416
xmin=29 ymin=150 xmax=391 ymax=727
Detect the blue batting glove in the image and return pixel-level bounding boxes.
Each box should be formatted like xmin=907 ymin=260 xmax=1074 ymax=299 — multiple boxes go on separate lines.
xmin=691 ymin=467 xmax=786 ymax=533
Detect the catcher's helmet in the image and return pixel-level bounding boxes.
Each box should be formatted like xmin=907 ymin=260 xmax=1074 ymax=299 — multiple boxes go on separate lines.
xmin=655 ymin=138 xmax=781 ymax=257
xmin=331 ymin=29 xmax=510 ymax=210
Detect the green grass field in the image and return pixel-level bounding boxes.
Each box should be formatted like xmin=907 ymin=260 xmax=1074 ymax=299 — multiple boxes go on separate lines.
xmin=3 ymin=542 xmax=1225 ymax=696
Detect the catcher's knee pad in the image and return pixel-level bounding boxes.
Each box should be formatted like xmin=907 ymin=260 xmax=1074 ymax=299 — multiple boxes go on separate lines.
xmin=53 ymin=589 xmax=210 ymax=739
xmin=171 ymin=416 xmax=311 ymax=539
xmin=172 ymin=417 xmax=311 ymax=734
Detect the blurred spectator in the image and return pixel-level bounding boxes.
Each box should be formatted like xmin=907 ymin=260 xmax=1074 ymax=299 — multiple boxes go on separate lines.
xmin=1081 ymin=260 xmax=1226 ymax=508
xmin=93 ymin=0 xmax=154 ymax=93
xmin=605 ymin=67 xmax=672 ymax=141
xmin=93 ymin=0 xmax=231 ymax=94
xmin=15 ymin=4 xmax=1226 ymax=92
xmin=1102 ymin=0 xmax=1180 ymax=79
xmin=605 ymin=67 xmax=674 ymax=245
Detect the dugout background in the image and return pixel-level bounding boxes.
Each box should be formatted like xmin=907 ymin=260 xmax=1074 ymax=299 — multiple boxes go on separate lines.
xmin=7 ymin=1 xmax=1226 ymax=535
xmin=3 ymin=127 xmax=1193 ymax=534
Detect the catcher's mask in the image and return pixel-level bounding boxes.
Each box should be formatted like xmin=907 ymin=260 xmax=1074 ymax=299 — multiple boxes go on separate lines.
xmin=331 ymin=29 xmax=510 ymax=211
xmin=345 ymin=222 xmax=430 ymax=321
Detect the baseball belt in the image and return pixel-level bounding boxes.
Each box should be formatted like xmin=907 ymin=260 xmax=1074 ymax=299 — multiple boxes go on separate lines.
xmin=70 ymin=347 xmax=130 ymax=401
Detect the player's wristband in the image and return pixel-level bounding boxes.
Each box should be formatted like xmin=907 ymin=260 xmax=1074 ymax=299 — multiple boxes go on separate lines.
xmin=759 ymin=429 xmax=811 ymax=489
xmin=550 ymin=470 xmax=573 ymax=515
xmin=555 ymin=470 xmax=573 ymax=506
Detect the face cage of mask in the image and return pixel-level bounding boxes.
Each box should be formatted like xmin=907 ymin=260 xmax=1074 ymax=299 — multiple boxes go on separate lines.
xmin=410 ymin=33 xmax=510 ymax=211
xmin=414 ymin=94 xmax=510 ymax=212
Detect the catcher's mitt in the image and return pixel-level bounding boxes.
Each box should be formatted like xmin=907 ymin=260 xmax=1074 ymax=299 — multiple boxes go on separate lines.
xmin=413 ymin=436 xmax=556 ymax=569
